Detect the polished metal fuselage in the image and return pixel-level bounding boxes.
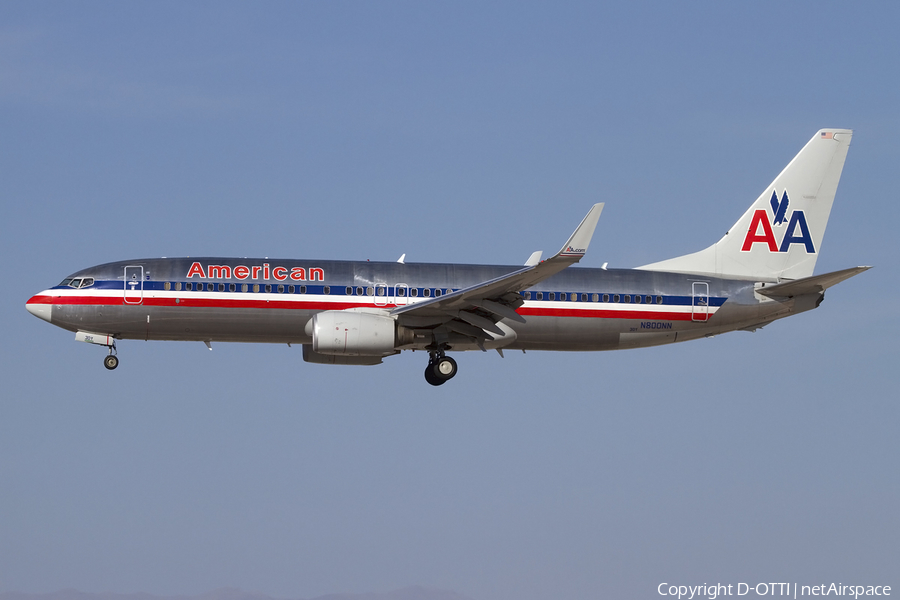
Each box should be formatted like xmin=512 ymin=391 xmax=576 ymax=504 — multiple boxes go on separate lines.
xmin=31 ymin=257 xmax=812 ymax=353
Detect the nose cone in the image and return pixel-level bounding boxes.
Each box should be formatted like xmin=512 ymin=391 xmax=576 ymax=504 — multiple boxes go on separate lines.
xmin=26 ymin=296 xmax=53 ymax=323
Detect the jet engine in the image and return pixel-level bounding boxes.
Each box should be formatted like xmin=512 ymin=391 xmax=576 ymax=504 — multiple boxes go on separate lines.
xmin=307 ymin=310 xmax=412 ymax=356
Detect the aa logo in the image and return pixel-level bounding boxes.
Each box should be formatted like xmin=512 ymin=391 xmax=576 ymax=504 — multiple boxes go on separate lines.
xmin=741 ymin=190 xmax=815 ymax=253
xmin=770 ymin=190 xmax=790 ymax=225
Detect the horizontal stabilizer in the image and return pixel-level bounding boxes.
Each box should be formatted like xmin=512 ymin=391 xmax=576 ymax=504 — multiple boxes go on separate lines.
xmin=755 ymin=266 xmax=871 ymax=298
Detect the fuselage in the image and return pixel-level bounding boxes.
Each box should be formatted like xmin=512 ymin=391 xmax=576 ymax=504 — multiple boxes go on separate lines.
xmin=26 ymin=257 xmax=807 ymax=352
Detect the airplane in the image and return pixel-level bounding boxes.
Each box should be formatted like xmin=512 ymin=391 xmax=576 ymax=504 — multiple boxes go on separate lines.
xmin=26 ymin=129 xmax=869 ymax=386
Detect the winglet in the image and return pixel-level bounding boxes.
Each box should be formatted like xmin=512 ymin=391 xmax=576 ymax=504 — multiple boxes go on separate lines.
xmin=556 ymin=203 xmax=604 ymax=259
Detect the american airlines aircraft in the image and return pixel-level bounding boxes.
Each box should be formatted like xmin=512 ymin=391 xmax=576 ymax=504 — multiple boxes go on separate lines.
xmin=26 ymin=129 xmax=869 ymax=385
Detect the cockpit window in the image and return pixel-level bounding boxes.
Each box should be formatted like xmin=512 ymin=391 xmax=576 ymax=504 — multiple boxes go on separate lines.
xmin=69 ymin=279 xmax=83 ymax=288
xmin=59 ymin=278 xmax=73 ymax=287
xmin=80 ymin=278 xmax=94 ymax=288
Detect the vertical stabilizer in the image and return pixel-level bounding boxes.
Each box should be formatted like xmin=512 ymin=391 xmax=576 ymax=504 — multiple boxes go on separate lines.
xmin=637 ymin=129 xmax=852 ymax=280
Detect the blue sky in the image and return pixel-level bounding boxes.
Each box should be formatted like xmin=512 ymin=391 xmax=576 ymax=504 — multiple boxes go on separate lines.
xmin=2 ymin=3 xmax=898 ymax=599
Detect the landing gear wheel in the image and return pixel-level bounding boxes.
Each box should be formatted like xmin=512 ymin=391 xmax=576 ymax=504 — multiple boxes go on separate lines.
xmin=104 ymin=354 xmax=119 ymax=370
xmin=433 ymin=356 xmax=457 ymax=380
xmin=424 ymin=354 xmax=457 ymax=386
xmin=424 ymin=364 xmax=445 ymax=386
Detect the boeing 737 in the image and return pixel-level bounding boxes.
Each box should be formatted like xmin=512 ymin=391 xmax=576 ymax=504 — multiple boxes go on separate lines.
xmin=26 ymin=129 xmax=869 ymax=385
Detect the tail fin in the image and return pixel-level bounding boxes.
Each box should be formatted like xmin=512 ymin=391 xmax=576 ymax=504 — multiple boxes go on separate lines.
xmin=637 ymin=129 xmax=852 ymax=280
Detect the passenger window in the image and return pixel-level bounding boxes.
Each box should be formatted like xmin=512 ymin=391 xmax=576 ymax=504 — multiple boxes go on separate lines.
xmin=242 ymin=284 xmax=249 ymax=292
xmin=524 ymin=291 xmax=531 ymax=300
xmin=265 ymin=284 xmax=272 ymax=293
xmin=323 ymin=286 xmax=330 ymax=294
xmin=646 ymin=295 xmax=652 ymax=303
xmin=164 ymin=282 xmax=171 ymax=291
xmin=581 ymin=293 xmax=587 ymax=302
xmin=571 ymin=293 xmax=578 ymax=301
xmin=536 ymin=292 xmax=543 ymax=300
xmin=175 ymin=282 xmax=182 ymax=291
xmin=549 ymin=292 xmax=555 ymax=301
xmin=635 ymin=295 xmax=642 ymax=303
xmin=218 ymin=283 xmax=224 ymax=292
xmin=185 ymin=282 xmax=192 ymax=291
xmin=346 ymin=287 xmax=352 ymax=295
xmin=624 ymin=295 xmax=631 ymax=303
xmin=287 ymin=285 xmax=294 ymax=294
xmin=592 ymin=293 xmax=599 ymax=302
xmin=278 ymin=285 xmax=284 ymax=293
xmin=377 ymin=287 xmax=384 ymax=296
xmin=253 ymin=284 xmax=260 ymax=293
xmin=424 ymin=289 xmax=431 ymax=297
xmin=613 ymin=294 xmax=620 ymax=303
xmin=434 ymin=289 xmax=441 ymax=297
xmin=397 ymin=287 xmax=406 ymax=296
xmin=656 ymin=295 xmax=663 ymax=304
xmin=300 ymin=285 xmax=307 ymax=294
xmin=354 ymin=286 xmax=361 ymax=295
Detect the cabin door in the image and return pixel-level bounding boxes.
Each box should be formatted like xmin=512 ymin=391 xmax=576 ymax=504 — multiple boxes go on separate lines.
xmin=124 ymin=265 xmax=144 ymax=305
xmin=691 ymin=281 xmax=709 ymax=322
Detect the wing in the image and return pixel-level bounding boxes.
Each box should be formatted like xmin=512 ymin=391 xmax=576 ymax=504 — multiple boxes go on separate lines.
xmin=391 ymin=203 xmax=604 ymax=347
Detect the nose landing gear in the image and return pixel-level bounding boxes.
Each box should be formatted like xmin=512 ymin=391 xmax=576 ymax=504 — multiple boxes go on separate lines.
xmin=103 ymin=341 xmax=118 ymax=370
xmin=74 ymin=332 xmax=119 ymax=370
xmin=424 ymin=350 xmax=457 ymax=386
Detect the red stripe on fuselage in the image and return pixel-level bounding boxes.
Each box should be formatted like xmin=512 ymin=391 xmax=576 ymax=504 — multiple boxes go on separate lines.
xmin=30 ymin=293 xmax=709 ymax=321
xmin=517 ymin=307 xmax=700 ymax=321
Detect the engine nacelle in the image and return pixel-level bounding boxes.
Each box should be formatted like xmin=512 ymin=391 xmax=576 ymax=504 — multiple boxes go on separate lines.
xmin=308 ymin=310 xmax=410 ymax=356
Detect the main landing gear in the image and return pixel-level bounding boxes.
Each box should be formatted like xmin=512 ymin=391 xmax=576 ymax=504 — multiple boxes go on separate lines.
xmin=103 ymin=342 xmax=119 ymax=370
xmin=424 ymin=350 xmax=457 ymax=386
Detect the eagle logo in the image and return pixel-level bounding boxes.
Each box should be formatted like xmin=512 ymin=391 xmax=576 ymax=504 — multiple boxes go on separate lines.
xmin=769 ymin=190 xmax=790 ymax=226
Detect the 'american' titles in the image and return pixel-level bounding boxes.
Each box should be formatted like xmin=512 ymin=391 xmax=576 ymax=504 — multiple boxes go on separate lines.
xmin=186 ymin=262 xmax=324 ymax=281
